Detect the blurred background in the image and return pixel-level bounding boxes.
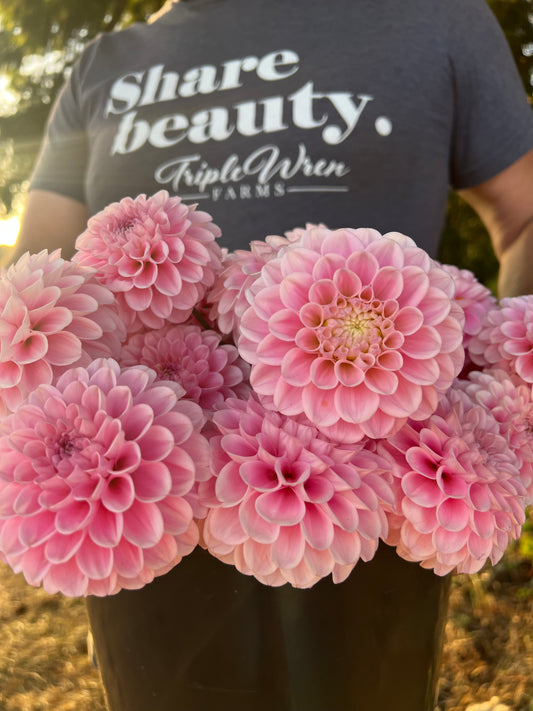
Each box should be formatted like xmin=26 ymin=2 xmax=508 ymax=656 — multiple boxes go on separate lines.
xmin=0 ymin=2 xmax=531 ymax=710
xmin=0 ymin=0 xmax=531 ymax=282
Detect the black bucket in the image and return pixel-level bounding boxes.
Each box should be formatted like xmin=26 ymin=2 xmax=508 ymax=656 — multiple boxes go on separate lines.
xmin=87 ymin=542 xmax=451 ymax=711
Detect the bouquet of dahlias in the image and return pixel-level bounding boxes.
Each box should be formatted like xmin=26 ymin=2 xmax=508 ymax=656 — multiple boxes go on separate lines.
xmin=0 ymin=190 xmax=530 ymax=595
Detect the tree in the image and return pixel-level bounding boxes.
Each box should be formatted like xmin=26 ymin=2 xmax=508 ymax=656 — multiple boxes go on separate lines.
xmin=0 ymin=0 xmax=162 ymax=214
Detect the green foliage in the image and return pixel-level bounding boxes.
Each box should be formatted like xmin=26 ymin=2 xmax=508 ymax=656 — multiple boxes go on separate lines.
xmin=519 ymin=509 xmax=533 ymax=561
xmin=0 ymin=0 xmax=163 ymax=213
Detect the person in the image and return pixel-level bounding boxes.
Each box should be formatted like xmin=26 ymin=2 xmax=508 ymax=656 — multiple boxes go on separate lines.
xmin=11 ymin=1 xmax=533 ymax=709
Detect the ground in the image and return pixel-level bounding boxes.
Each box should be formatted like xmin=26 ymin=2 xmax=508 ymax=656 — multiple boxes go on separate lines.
xmin=0 ymin=541 xmax=531 ymax=711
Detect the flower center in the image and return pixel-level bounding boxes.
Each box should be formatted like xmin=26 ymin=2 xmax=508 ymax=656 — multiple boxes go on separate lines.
xmin=320 ymin=300 xmax=389 ymax=361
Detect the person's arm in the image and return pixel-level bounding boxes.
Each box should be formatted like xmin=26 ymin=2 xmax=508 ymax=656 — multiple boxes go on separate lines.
xmin=11 ymin=189 xmax=89 ymax=263
xmin=458 ymin=148 xmax=533 ymax=298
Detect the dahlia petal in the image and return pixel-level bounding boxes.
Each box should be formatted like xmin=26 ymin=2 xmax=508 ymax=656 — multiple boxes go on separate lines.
xmin=467 ymin=533 xmax=493 ymax=560
xmin=208 ymin=506 xmax=247 ymax=545
xmin=402 ymin=472 xmax=442 ymax=506
xmin=268 ymin=309 xmax=304 ymax=340
xmin=273 ymin=380 xmax=306 ymax=417
xmin=124 ymin=287 xmax=153 ymax=311
xmin=55 ymin=500 xmax=93 ymax=535
xmin=371 ymin=267 xmax=403 ymax=301
xmin=0 ymin=518 xmax=26 ymax=556
xmin=12 ymin=332 xmax=49 ymax=365
xmin=333 ymin=361 xmax=365 ymax=388
xmin=159 ymin=496 xmax=193 ymax=536
xmin=256 ymin=334 xmax=292 ymax=364
xmin=115 ymin=538 xmax=147 ymax=578
xmin=394 ymin=307 xmax=424 ymax=336
xmin=433 ymin=526 xmax=470 ymax=554
xmin=332 ymin=268 xmax=362 ymax=298
xmin=379 ymin=377 xmax=422 ymax=417
xmin=401 ymin=327 xmax=441 ymax=359
xmin=256 ymin=488 xmax=306 ymax=525
xmin=242 ymin=539 xmax=278 ymax=575
xmin=252 ymin=362 xmax=288 ymax=394
xmin=330 ymin=527 xmax=361 ymax=565
xmin=143 ymin=533 xmax=181 ymax=569
xmin=472 ymin=510 xmax=495 ymax=539
xmin=137 ymin=425 xmax=175 ymax=461
xmin=44 ymin=530 xmax=85 ymax=564
xmin=333 ymin=384 xmax=380 ymax=424
xmin=468 ymin=483 xmax=491 ymax=512
xmin=279 ymin=274 xmax=314 ymax=311
xmin=131 ymin=461 xmax=172 ymax=502
xmin=270 ymin=525 xmax=305 ymax=569
xmin=19 ymin=545 xmax=51 ymax=585
xmin=401 ymin=499 xmax=438 ymax=534
xmin=77 ymin=538 xmax=114 ymax=579
xmin=239 ymin=494 xmax=280 ymax=543
xmin=345 ymin=250 xmax=378 ymax=285
xmin=311 ymin=358 xmax=339 ymax=389
xmin=45 ymin=558 xmax=88 ymax=597
xmin=101 ymin=475 xmax=136 ymax=513
xmin=302 ymin=503 xmax=334 ymax=549
xmin=436 ymin=498 xmax=471 ymax=532
xmin=281 ymin=349 xmax=315 ymax=387
xmin=45 ymin=331 xmax=83 ymax=366
xmin=239 ymin=460 xmax=279 ymax=492
xmin=325 ymin=494 xmax=360 ymax=532
xmin=364 ymin=367 xmax=398 ymax=395
xmin=88 ymin=504 xmax=123 ymax=547
xmin=122 ymin=500 xmax=164 ymax=547
xmin=0 ymin=361 xmax=22 ymax=387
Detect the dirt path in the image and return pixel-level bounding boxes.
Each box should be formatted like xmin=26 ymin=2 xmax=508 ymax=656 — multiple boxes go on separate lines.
xmin=1 ymin=545 xmax=531 ymax=711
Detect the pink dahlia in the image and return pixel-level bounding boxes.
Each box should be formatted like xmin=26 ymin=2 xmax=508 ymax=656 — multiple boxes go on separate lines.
xmin=120 ymin=323 xmax=250 ymax=412
xmin=0 ymin=250 xmax=125 ymax=414
xmin=200 ymin=395 xmax=394 ymax=588
xmin=0 ymin=358 xmax=208 ymax=597
xmin=459 ymin=369 xmax=533 ymax=505
xmin=206 ymin=228 xmax=309 ymax=339
xmin=238 ymin=226 xmax=465 ymax=443
xmin=467 ymin=295 xmax=533 ymax=383
xmin=385 ymin=388 xmax=527 ymax=575
xmin=440 ymin=264 xmax=496 ymax=347
xmin=74 ymin=191 xmax=223 ymax=333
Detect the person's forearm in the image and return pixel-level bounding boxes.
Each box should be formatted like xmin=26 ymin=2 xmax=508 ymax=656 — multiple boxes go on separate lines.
xmin=497 ymin=217 xmax=533 ymax=298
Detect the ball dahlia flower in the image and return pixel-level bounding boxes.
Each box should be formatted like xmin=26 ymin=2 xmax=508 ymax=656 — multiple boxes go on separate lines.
xmin=206 ymin=227 xmax=313 ymax=339
xmin=200 ymin=395 xmax=394 ymax=588
xmin=440 ymin=264 xmax=496 ymax=347
xmin=384 ymin=388 xmax=527 ymax=575
xmin=73 ymin=191 xmax=223 ymax=333
xmin=0 ymin=250 xmax=124 ymax=414
xmin=467 ymin=295 xmax=533 ymax=383
xmin=0 ymin=359 xmax=208 ymax=596
xmin=238 ymin=227 xmax=465 ymax=443
xmin=120 ymin=323 xmax=250 ymax=412
xmin=459 ymin=369 xmax=533 ymax=505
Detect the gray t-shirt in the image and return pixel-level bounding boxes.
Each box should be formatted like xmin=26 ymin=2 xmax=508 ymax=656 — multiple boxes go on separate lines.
xmin=30 ymin=0 xmax=533 ymax=256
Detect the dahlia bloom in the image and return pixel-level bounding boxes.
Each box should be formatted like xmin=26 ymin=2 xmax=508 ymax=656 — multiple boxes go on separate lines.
xmin=467 ymin=295 xmax=533 ymax=383
xmin=238 ymin=226 xmax=465 ymax=443
xmin=206 ymin=228 xmax=310 ymax=339
xmin=120 ymin=323 xmax=250 ymax=412
xmin=0 ymin=250 xmax=124 ymax=414
xmin=440 ymin=264 xmax=496 ymax=347
xmin=385 ymin=388 xmax=527 ymax=575
xmin=0 ymin=359 xmax=208 ymax=596
xmin=200 ymin=395 xmax=394 ymax=588
xmin=459 ymin=369 xmax=533 ymax=505
xmin=74 ymin=191 xmax=223 ymax=333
